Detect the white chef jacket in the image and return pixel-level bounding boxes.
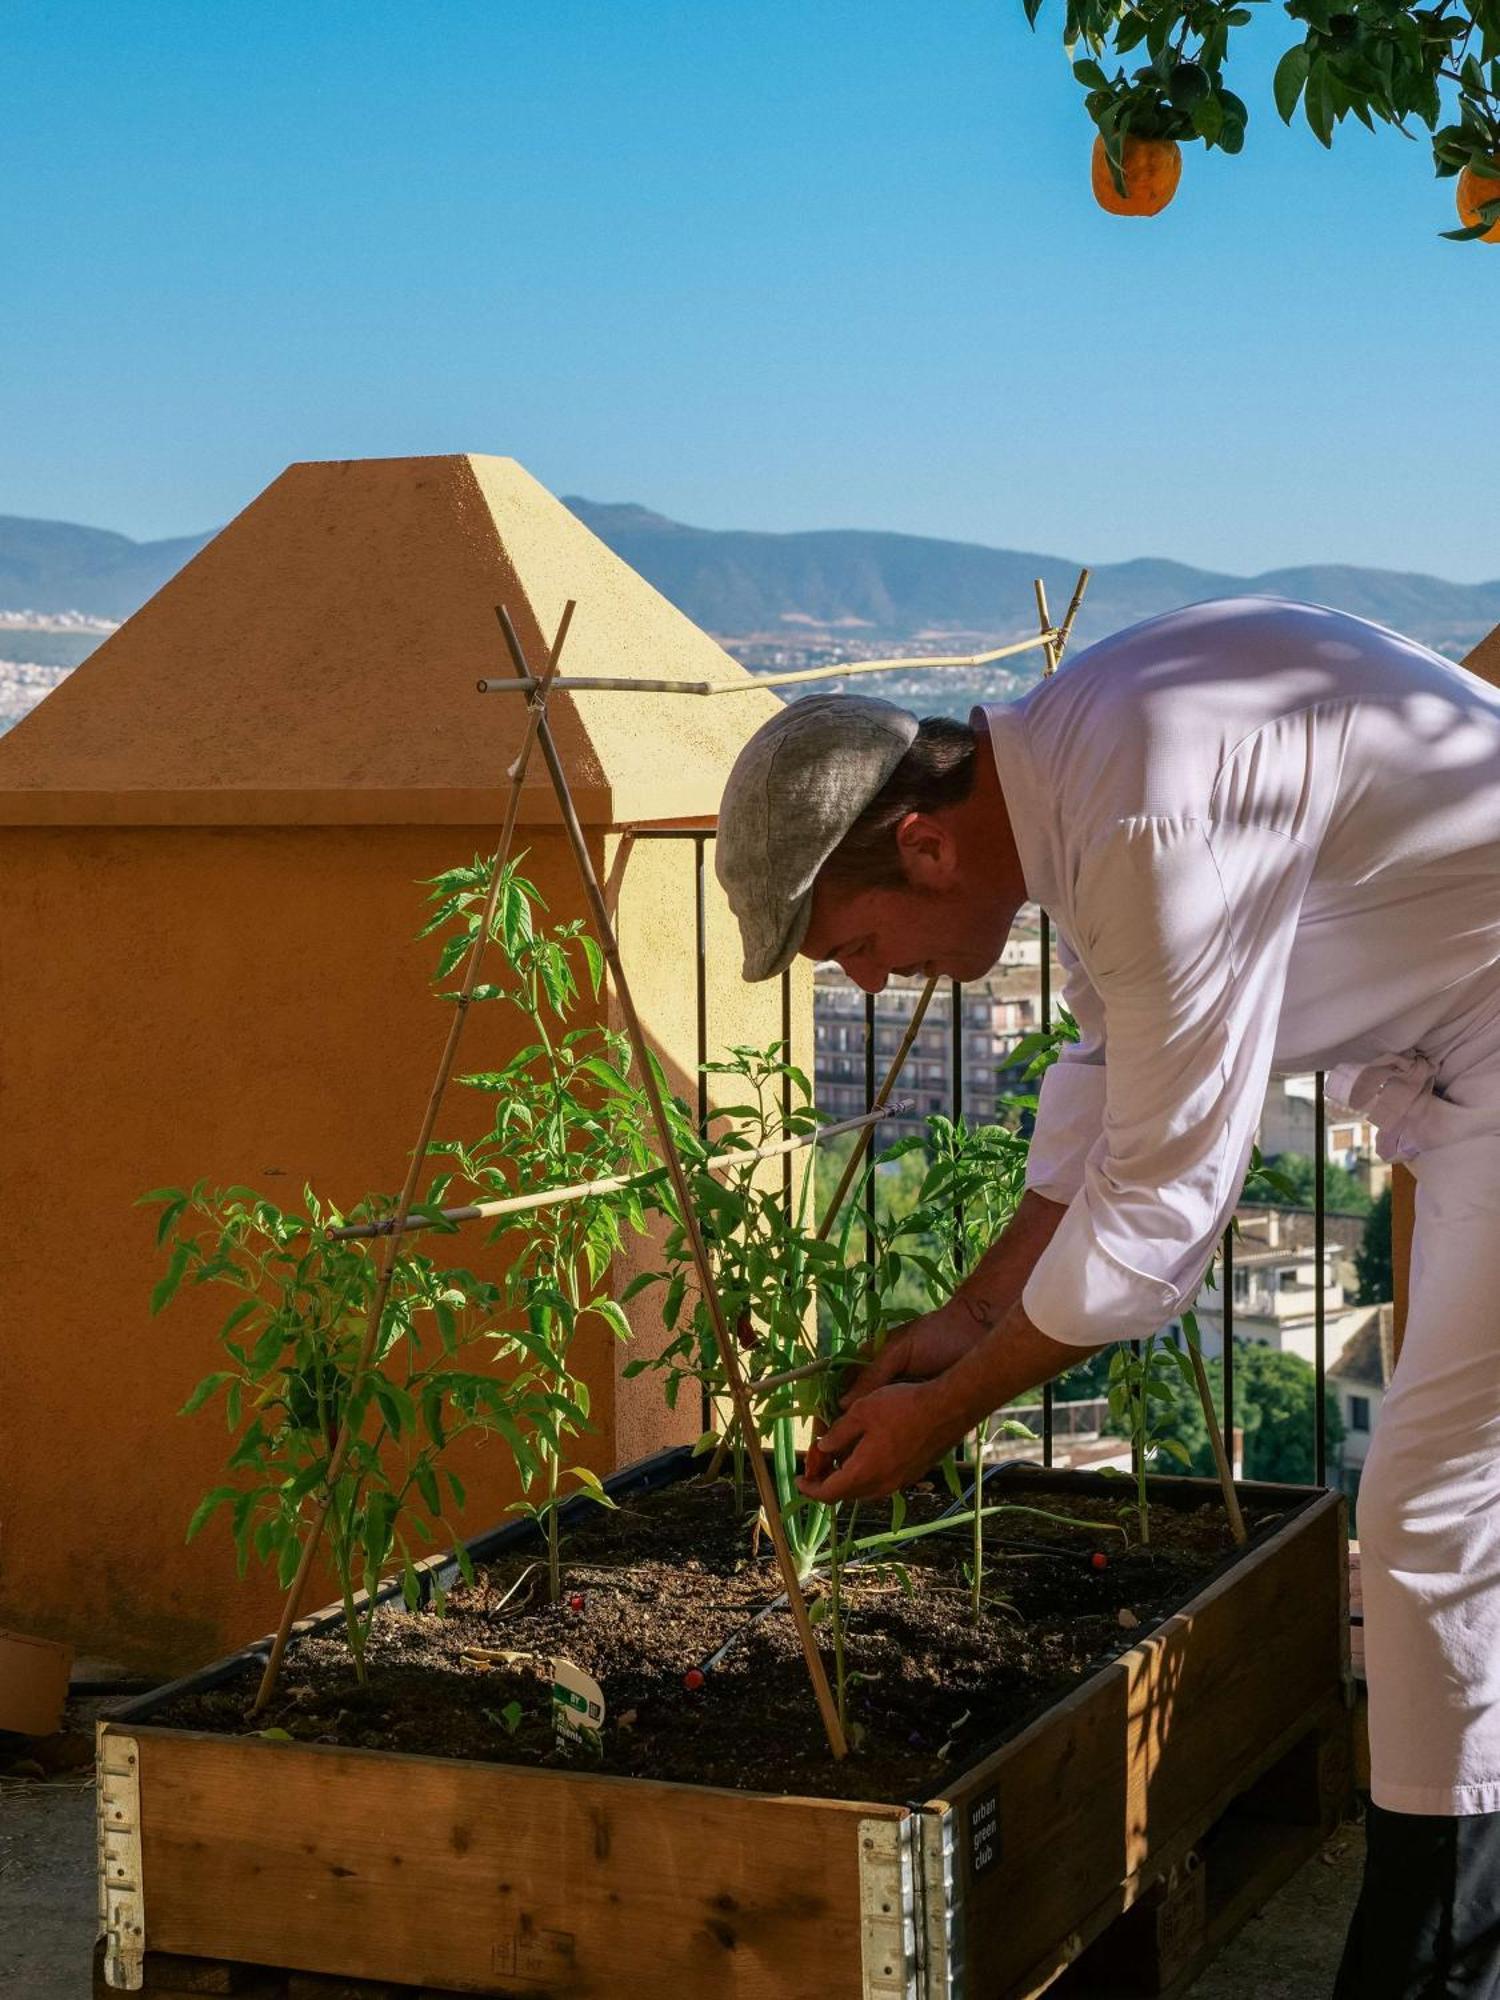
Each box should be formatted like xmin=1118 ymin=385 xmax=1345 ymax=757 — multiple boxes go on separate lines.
xmin=978 ymin=596 xmax=1500 ymax=1349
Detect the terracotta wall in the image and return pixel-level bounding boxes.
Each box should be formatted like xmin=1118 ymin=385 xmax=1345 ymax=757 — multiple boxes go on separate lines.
xmin=0 ymin=818 xmax=807 ymax=1670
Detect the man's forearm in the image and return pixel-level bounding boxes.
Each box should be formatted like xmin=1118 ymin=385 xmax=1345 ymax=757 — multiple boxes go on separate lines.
xmin=924 ymin=1187 xmax=1101 ymax=1440
xmin=928 ymin=1297 xmax=1104 ymax=1439
xmin=941 ymin=1188 xmax=1068 ymax=1338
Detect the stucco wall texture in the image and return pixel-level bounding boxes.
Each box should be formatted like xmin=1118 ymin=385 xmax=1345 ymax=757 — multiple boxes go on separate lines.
xmin=0 ymin=455 xmax=807 ymax=1671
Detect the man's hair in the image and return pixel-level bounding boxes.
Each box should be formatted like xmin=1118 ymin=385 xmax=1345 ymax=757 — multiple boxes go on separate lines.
xmin=820 ymin=716 xmax=978 ymax=892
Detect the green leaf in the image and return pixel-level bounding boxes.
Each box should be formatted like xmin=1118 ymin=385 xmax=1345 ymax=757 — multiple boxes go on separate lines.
xmin=151 ymin=1243 xmax=192 ymax=1316
xmin=370 ymin=1377 xmax=414 ymax=1440
xmin=1191 ymin=93 xmax=1226 ymax=143
xmin=179 ymin=1372 xmax=234 ymax=1418
xmin=580 ymin=935 xmax=606 ymax=996
xmin=401 ymin=1556 xmax=422 ymax=1612
xmin=593 ymin=1300 xmax=633 ymax=1344
xmin=186 ymin=1485 xmax=238 ymax=1542
xmin=568 ymin=1466 xmax=616 ymax=1508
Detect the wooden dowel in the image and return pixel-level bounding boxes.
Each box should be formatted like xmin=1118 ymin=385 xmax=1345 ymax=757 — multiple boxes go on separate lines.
xmin=1057 ymin=567 xmax=1091 ymax=654
xmin=329 ymin=1102 xmax=909 ymax=1242
xmin=1034 ymin=579 xmax=1059 ymax=678
xmin=747 ymin=1356 xmax=835 ymax=1396
xmin=1188 ymin=1336 xmax=1248 ymax=1547
xmin=703 ymin=971 xmax=941 ymax=1484
xmin=479 ymin=674 xmax=719 ymax=695
xmin=249 ymin=604 xmax=576 ymax=1717
xmin=495 ymin=603 xmax=849 ymax=1761
xmin=476 ymin=627 xmax=1061 ymax=699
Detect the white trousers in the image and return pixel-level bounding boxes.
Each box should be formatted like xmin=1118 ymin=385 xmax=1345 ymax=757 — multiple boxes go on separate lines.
xmin=1361 ymin=1054 xmax=1500 ymax=1816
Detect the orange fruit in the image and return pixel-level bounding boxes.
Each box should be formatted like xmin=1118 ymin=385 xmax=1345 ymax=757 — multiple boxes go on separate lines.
xmin=1456 ymin=162 xmax=1500 ymax=243
xmin=1091 ymin=134 xmax=1182 ymax=217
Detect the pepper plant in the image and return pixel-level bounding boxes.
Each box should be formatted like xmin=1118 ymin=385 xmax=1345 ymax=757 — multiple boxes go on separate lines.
xmin=153 ymin=856 xmax=662 ymax=1685
xmin=640 ymin=1042 xmax=1099 ymax=1735
xmin=147 ymin=1181 xmax=566 ymax=1683
xmin=418 ymin=857 xmax=659 ymax=1603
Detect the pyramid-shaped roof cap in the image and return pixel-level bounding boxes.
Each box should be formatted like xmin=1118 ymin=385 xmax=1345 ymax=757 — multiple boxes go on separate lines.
xmin=1466 ymin=621 xmax=1500 ymax=690
xmin=0 ymin=455 xmax=784 ymax=826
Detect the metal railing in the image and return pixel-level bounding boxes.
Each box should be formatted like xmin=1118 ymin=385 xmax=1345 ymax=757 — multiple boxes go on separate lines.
xmin=627 ymin=824 xmax=1333 ymax=1487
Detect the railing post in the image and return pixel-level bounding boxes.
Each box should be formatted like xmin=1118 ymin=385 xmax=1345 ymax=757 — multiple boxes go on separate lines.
xmin=1315 ymin=1070 xmax=1327 ymax=1485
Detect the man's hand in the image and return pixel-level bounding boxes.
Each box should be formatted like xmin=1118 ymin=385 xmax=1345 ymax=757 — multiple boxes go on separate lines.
xmin=838 ymin=1310 xmax=979 ymax=1407
xmin=796 ymin=1381 xmax=962 ymax=1504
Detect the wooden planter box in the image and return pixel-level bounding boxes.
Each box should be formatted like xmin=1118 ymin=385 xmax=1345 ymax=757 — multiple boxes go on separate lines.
xmin=96 ymin=1455 xmax=1351 ymax=2000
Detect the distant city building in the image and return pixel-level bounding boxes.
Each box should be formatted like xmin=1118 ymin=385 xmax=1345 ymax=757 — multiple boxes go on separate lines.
xmin=1185 ymin=1203 xmax=1390 ymax=1502
xmin=1258 ymin=1073 xmax=1388 ymax=1200
xmin=813 ymin=912 xmax=1057 ymax=1137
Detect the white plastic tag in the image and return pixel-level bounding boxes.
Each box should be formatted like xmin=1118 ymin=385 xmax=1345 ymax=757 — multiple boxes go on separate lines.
xmin=551 ymin=1657 xmax=605 ymax=1752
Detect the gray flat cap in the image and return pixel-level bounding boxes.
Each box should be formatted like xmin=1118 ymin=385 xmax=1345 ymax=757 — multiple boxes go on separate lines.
xmin=715 ymin=694 xmax=919 ymax=982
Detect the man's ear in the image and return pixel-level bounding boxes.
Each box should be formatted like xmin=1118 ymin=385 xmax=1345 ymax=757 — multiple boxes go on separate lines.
xmin=893 ymin=811 xmax=954 ymax=887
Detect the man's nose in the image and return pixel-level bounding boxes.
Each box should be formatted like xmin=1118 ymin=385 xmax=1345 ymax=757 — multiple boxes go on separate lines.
xmin=845 ymin=960 xmax=889 ymax=995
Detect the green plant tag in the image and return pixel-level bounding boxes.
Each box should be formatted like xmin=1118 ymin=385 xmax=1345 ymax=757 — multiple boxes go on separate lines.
xmin=551 ymin=1657 xmax=605 ymax=1753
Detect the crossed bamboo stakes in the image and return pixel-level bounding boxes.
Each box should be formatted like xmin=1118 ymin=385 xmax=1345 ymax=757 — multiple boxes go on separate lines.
xmin=253 ymin=567 xmax=1245 ymax=1755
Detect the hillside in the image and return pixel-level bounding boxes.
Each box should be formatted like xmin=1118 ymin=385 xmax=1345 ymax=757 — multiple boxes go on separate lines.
xmin=562 ymin=501 xmax=1500 ymax=662
xmin=0 ymin=515 xmax=211 ymax=621
xmin=2 ymin=501 xmax=1497 ymax=671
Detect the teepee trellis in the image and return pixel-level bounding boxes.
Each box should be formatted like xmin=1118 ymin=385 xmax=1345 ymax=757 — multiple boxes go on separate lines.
xmin=257 ymin=569 xmax=1255 ymax=1749
xmin=250 ymin=600 xmax=578 ymax=1716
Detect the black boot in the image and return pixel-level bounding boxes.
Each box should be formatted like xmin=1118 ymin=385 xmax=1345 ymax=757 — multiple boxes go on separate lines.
xmin=1336 ymin=1801 xmax=1500 ymax=1997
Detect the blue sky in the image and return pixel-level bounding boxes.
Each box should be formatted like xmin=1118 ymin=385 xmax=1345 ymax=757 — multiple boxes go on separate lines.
xmin=1 ymin=0 xmax=1491 ymax=578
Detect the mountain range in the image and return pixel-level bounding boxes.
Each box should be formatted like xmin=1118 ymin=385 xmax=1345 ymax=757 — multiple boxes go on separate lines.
xmin=2 ymin=501 xmax=1497 ymax=664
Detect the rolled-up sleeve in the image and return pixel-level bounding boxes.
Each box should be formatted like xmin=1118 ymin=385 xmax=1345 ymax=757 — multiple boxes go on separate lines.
xmin=1022 ymin=817 xmax=1314 ymax=1347
xmin=1024 ymin=935 xmax=1107 ymax=1203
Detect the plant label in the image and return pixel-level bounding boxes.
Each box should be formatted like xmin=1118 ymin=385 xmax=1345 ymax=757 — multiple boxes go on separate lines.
xmin=552 ymin=1656 xmax=605 ymax=1752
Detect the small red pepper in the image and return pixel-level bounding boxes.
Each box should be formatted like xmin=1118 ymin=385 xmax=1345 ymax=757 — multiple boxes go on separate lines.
xmin=1091 ymin=1551 xmax=1109 ymax=1572
xmin=804 ymin=1440 xmax=832 ymax=1484
xmin=683 ymin=1668 xmax=706 ymax=1692
xmin=568 ymin=1592 xmax=586 ymax=1612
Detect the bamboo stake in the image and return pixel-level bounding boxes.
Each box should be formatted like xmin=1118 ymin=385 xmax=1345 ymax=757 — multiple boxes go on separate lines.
xmin=1189 ymin=1336 xmax=1248 ymax=1546
xmin=248 ymin=603 xmax=576 ymax=1717
xmin=1056 ymin=567 xmax=1091 ymax=654
xmin=1034 ymin=579 xmax=1060 ymax=676
xmin=747 ymin=1356 xmax=836 ymax=1396
xmin=494 ymin=603 xmax=849 ymax=1761
xmin=702 ymin=969 xmax=941 ymax=1482
xmin=328 ymin=1102 xmax=909 ymax=1242
xmin=476 ymin=628 xmax=1061 ymax=698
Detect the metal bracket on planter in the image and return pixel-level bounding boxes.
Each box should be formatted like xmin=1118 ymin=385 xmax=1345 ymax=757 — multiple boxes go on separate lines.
xmin=919 ymin=1807 xmax=963 ymax=1999
xmin=859 ymin=1815 xmax=922 ymax=1999
xmin=97 ymin=1727 xmax=145 ymax=1991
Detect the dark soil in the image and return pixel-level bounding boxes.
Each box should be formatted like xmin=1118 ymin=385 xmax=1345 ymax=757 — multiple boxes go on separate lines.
xmin=155 ymin=1474 xmax=1287 ymax=1804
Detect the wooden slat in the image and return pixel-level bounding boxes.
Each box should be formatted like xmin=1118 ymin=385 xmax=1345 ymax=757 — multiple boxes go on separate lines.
xmin=120 ymin=1726 xmax=899 ymax=2000
xmin=927 ymin=1489 xmax=1345 ymax=1998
